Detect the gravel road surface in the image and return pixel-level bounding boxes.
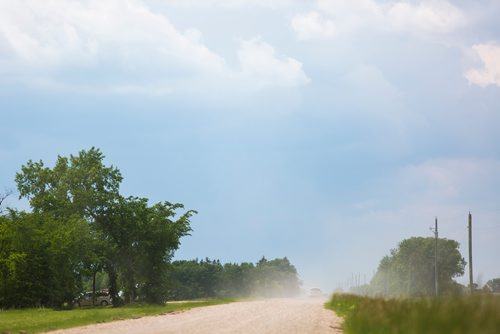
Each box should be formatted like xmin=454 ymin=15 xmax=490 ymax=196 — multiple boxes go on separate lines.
xmin=48 ymin=298 xmax=342 ymax=334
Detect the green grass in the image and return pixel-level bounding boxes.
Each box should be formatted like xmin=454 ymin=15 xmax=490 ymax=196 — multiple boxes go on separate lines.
xmin=0 ymin=299 xmax=234 ymax=333
xmin=326 ymin=293 xmax=500 ymax=334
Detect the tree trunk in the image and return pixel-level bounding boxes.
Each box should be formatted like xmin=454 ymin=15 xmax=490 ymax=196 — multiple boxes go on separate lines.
xmin=92 ymin=270 xmax=97 ymax=306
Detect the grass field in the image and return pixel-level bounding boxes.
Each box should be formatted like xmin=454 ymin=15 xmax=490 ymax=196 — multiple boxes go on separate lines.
xmin=0 ymin=299 xmax=234 ymax=333
xmin=326 ymin=293 xmax=500 ymax=334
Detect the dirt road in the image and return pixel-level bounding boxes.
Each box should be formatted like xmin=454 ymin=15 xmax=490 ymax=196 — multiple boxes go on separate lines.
xmin=49 ymin=298 xmax=342 ymax=334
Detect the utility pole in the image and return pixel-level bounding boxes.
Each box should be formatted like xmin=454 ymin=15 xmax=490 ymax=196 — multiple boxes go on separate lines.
xmin=433 ymin=217 xmax=439 ymax=296
xmin=468 ymin=212 xmax=474 ymax=294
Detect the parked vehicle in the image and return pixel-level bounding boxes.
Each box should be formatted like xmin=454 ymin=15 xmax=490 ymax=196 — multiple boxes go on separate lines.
xmin=73 ymin=289 xmax=111 ymax=307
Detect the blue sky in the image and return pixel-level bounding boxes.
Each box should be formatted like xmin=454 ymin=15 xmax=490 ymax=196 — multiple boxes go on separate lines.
xmin=1 ymin=0 xmax=500 ymax=291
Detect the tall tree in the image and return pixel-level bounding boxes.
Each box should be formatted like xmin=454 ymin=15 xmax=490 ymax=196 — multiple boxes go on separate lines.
xmin=370 ymin=237 xmax=466 ymax=296
xmin=15 ymin=147 xmax=122 ymax=219
xmin=8 ymin=148 xmax=195 ymax=307
xmin=102 ymin=196 xmax=194 ymax=303
xmin=15 ymin=148 xmax=122 ymax=304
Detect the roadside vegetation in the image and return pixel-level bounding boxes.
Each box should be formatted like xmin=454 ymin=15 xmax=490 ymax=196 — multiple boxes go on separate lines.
xmin=326 ymin=235 xmax=500 ymax=333
xmin=1 ymin=148 xmax=196 ymax=308
xmin=167 ymin=257 xmax=300 ymax=300
xmin=0 ymin=299 xmax=234 ymax=334
xmin=327 ymin=293 xmax=500 ymax=334
xmin=352 ymin=236 xmax=467 ymax=296
xmin=0 ymin=148 xmax=301 ymax=314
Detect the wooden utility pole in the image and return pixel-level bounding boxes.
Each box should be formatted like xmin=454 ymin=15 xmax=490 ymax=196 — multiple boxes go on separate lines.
xmin=434 ymin=217 xmax=439 ymax=296
xmin=468 ymin=212 xmax=473 ymax=294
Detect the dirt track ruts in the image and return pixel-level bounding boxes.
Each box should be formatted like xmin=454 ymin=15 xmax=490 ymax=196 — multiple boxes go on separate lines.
xmin=48 ymin=298 xmax=342 ymax=334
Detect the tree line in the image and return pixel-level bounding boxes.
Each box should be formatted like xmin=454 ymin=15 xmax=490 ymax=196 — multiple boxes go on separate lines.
xmin=166 ymin=257 xmax=301 ymax=300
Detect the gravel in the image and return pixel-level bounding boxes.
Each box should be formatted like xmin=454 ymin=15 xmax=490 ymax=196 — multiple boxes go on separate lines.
xmin=48 ymin=298 xmax=342 ymax=334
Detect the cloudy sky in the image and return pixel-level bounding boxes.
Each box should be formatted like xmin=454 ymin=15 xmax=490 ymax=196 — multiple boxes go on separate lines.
xmin=1 ymin=0 xmax=500 ymax=291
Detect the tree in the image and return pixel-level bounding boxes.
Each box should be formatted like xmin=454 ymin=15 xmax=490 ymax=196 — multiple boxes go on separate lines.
xmin=219 ymin=262 xmax=255 ymax=298
xmin=253 ymin=257 xmax=301 ymax=297
xmin=370 ymin=237 xmax=466 ymax=296
xmin=7 ymin=148 xmax=196 ymax=307
xmin=14 ymin=148 xmax=122 ymax=306
xmin=0 ymin=210 xmax=92 ymax=308
xmin=0 ymin=189 xmax=13 ymax=214
xmin=166 ymin=259 xmax=223 ymax=300
xmin=15 ymin=147 xmax=122 ymax=219
xmin=166 ymin=257 xmax=301 ymax=300
xmin=102 ymin=196 xmax=194 ymax=304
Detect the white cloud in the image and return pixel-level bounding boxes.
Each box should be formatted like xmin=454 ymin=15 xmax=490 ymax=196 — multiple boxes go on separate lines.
xmin=0 ymin=0 xmax=309 ymax=94
xmin=237 ymin=38 xmax=310 ymax=89
xmin=315 ymin=0 xmax=466 ymax=35
xmin=387 ymin=1 xmax=466 ymax=34
xmin=465 ymin=43 xmax=500 ymax=88
xmin=318 ymin=0 xmax=381 ymax=16
xmin=163 ymin=0 xmax=292 ymax=8
xmin=0 ymin=0 xmax=225 ymax=75
xmin=291 ymin=12 xmax=336 ymax=40
xmin=317 ymin=0 xmax=383 ymax=32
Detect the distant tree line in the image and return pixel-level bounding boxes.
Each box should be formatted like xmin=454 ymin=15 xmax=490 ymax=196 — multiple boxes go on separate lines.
xmin=351 ymin=237 xmax=466 ymax=297
xmin=0 ymin=148 xmax=195 ymax=308
xmin=166 ymin=257 xmax=301 ymax=300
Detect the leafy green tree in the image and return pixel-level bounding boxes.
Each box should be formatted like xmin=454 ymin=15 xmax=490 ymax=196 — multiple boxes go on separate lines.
xmin=0 ymin=211 xmax=92 ymax=308
xmin=102 ymin=196 xmax=195 ymax=304
xmin=7 ymin=148 xmax=195 ymax=307
xmin=370 ymin=237 xmax=466 ymax=296
xmin=253 ymin=257 xmax=301 ymax=297
xmin=15 ymin=147 xmax=122 ymax=220
xmin=219 ymin=262 xmax=255 ymax=298
xmin=167 ymin=257 xmax=301 ymax=300
xmin=166 ymin=259 xmax=223 ymax=300
xmin=14 ymin=148 xmax=122 ymax=305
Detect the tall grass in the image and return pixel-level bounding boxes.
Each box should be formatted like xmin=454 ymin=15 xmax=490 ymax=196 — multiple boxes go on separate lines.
xmin=326 ymin=293 xmax=500 ymax=334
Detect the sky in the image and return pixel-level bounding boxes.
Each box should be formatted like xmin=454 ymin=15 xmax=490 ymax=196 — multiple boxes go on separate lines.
xmin=1 ymin=0 xmax=500 ymax=292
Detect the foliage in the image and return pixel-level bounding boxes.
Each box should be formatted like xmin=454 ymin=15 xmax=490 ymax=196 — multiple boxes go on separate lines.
xmin=0 ymin=211 xmax=92 ymax=307
xmin=15 ymin=147 xmax=122 ymax=219
xmin=369 ymin=237 xmax=466 ymax=296
xmin=82 ymin=271 xmax=109 ymax=292
xmin=167 ymin=259 xmax=223 ymax=300
xmin=0 ymin=299 xmax=234 ymax=333
xmin=103 ymin=196 xmax=194 ymax=304
xmin=1 ymin=148 xmax=195 ymax=308
xmin=253 ymin=257 xmax=301 ymax=297
xmin=166 ymin=257 xmax=301 ymax=300
xmin=326 ymin=293 xmax=500 ymax=334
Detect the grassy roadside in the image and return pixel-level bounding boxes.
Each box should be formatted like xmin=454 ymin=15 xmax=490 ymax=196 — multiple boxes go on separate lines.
xmin=326 ymin=293 xmax=500 ymax=334
xmin=0 ymin=299 xmax=234 ymax=334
